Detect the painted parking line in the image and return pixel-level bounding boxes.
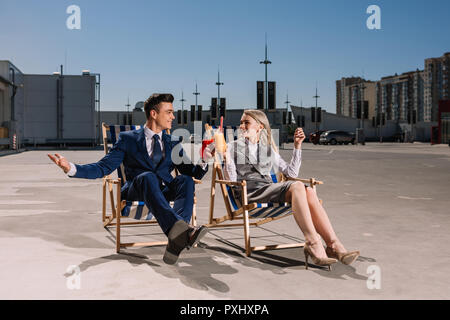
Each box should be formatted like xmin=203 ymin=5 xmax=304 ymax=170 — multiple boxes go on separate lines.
xmin=0 ymin=209 xmax=69 ymax=217
xmin=397 ymin=196 xmax=432 ymax=200
xmin=0 ymin=200 xmax=54 ymax=205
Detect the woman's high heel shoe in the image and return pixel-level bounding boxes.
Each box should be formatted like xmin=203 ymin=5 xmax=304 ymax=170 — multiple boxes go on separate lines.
xmin=325 ymin=245 xmax=360 ymax=265
xmin=304 ymin=241 xmax=337 ymax=271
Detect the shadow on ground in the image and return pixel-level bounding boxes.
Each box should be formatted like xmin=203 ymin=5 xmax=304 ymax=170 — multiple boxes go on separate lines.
xmin=66 ymin=234 xmax=370 ymax=294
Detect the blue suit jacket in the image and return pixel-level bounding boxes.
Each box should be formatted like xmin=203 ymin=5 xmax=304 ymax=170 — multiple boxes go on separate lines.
xmin=72 ymin=128 xmax=208 ymax=194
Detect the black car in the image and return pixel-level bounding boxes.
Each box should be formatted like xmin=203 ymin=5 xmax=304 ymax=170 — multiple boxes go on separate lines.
xmin=319 ymin=130 xmax=356 ymax=145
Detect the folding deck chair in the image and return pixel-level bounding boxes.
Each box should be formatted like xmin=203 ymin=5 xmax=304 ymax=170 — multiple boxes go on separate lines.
xmin=101 ymin=123 xmax=198 ymax=253
xmin=207 ymin=126 xmax=323 ymax=256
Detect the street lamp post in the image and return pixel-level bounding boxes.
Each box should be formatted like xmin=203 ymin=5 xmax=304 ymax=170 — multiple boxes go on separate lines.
xmin=180 ymin=91 xmax=186 ymax=113
xmin=284 ymin=92 xmax=291 ymax=124
xmin=360 ymin=81 xmax=366 ymax=145
xmin=193 ymin=83 xmax=200 ymax=130
xmin=284 ymin=92 xmax=290 ymax=109
xmin=378 ymin=103 xmax=382 ymax=143
xmin=313 ymin=86 xmax=320 ymax=132
xmin=216 ymin=70 xmax=223 ymax=116
xmin=126 ymin=95 xmax=131 ymax=125
xmin=259 ymin=33 xmax=271 ymax=111
xmin=409 ymin=104 xmax=415 ymax=143
xmin=193 ymin=83 xmax=200 ymax=112
xmin=180 ymin=91 xmax=186 ymax=124
xmin=284 ymin=93 xmax=291 ymax=146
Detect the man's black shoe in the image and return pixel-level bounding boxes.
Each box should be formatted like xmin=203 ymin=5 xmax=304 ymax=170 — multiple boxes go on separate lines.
xmin=186 ymin=225 xmax=208 ymax=250
xmin=163 ymin=220 xmax=190 ymax=265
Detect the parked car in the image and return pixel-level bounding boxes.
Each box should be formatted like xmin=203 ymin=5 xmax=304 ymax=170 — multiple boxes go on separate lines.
xmin=319 ymin=130 xmax=356 ymax=145
xmin=309 ymin=130 xmax=326 ymax=145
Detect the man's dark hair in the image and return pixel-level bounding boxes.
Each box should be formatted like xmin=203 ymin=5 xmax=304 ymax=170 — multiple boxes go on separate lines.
xmin=144 ymin=93 xmax=174 ymax=119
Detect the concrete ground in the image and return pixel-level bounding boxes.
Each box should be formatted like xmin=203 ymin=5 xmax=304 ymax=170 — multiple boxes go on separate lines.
xmin=0 ymin=142 xmax=449 ymax=299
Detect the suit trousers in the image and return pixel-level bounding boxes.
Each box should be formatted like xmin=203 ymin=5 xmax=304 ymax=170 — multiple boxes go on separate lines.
xmin=126 ymin=172 xmax=195 ymax=235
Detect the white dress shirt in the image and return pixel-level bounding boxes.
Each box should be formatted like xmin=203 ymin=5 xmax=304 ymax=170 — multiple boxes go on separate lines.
xmin=223 ymin=139 xmax=302 ymax=182
xmin=144 ymin=126 xmax=164 ymax=159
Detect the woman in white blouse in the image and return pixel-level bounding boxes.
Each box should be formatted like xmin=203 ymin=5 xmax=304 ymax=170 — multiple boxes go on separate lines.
xmin=206 ymin=110 xmax=359 ymax=269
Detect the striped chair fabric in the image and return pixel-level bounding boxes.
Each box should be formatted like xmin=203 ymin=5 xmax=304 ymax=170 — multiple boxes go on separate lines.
xmin=214 ymin=125 xmax=294 ymax=219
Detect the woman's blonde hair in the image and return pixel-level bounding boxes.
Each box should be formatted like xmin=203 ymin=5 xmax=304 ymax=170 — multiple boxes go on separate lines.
xmin=242 ymin=109 xmax=278 ymax=152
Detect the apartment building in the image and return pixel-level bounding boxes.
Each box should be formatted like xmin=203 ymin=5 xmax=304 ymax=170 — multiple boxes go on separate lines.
xmin=424 ymin=52 xmax=450 ymax=121
xmin=376 ymin=70 xmax=424 ymax=123
xmin=336 ymin=77 xmax=376 ymax=120
xmin=338 ymin=52 xmax=449 ymax=124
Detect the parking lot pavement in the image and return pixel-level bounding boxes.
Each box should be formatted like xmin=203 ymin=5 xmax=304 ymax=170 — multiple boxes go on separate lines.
xmin=0 ymin=143 xmax=449 ymax=299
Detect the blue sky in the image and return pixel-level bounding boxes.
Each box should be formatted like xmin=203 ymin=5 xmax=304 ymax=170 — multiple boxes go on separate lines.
xmin=1 ymin=0 xmax=449 ymax=113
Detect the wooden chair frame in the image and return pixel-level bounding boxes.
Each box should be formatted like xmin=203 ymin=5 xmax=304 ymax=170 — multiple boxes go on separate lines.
xmin=207 ymin=159 xmax=323 ymax=257
xmin=101 ymin=122 xmax=198 ymax=253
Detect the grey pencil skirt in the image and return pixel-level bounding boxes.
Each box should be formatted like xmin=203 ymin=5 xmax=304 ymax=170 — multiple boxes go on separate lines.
xmin=232 ymin=180 xmax=306 ymax=205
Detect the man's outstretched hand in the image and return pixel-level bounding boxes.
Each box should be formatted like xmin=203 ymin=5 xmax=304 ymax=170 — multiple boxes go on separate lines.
xmin=48 ymin=153 xmax=71 ymax=174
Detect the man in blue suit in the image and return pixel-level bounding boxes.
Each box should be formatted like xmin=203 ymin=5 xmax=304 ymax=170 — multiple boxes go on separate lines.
xmin=48 ymin=93 xmax=208 ymax=264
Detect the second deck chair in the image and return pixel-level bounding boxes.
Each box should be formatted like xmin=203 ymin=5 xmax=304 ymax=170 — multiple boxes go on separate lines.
xmin=101 ymin=123 xmax=198 ymax=253
xmin=207 ymin=126 xmax=323 ymax=256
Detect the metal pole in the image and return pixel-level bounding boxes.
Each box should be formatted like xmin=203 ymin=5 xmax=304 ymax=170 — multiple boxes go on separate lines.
xmin=409 ymin=99 xmax=414 ymax=143
xmin=360 ymin=80 xmax=366 ymax=145
xmin=360 ymin=82 xmax=366 ymax=130
xmin=126 ymin=95 xmax=131 ymax=125
xmin=313 ymin=86 xmax=320 ymax=132
xmin=284 ymin=93 xmax=291 ymax=144
xmin=180 ymin=91 xmax=185 ymax=124
xmin=193 ymin=83 xmax=200 ymax=121
xmin=284 ymin=92 xmax=290 ymax=125
xmin=284 ymin=92 xmax=290 ymax=109
xmin=379 ymin=85 xmax=383 ymax=143
xmin=180 ymin=91 xmax=185 ymax=113
xmin=260 ymin=33 xmax=271 ymax=111
xmin=265 ymin=60 xmax=268 ymax=111
xmin=216 ymin=69 xmax=223 ymax=116
xmin=380 ymin=111 xmax=383 ymax=143
xmin=195 ymin=83 xmax=199 ymax=109
xmin=378 ymin=103 xmax=381 ymax=143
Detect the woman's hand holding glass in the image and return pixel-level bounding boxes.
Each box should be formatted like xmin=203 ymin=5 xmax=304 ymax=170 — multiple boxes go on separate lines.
xmin=294 ymin=127 xmax=305 ymax=149
xmin=202 ymin=142 xmax=215 ymax=161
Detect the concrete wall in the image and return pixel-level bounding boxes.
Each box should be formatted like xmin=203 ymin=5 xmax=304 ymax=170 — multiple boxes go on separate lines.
xmin=23 ymin=74 xmax=96 ymax=144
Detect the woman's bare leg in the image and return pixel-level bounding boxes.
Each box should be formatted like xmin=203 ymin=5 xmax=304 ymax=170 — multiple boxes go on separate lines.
xmin=285 ymin=182 xmax=328 ymax=258
xmin=305 ymin=186 xmax=346 ymax=252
